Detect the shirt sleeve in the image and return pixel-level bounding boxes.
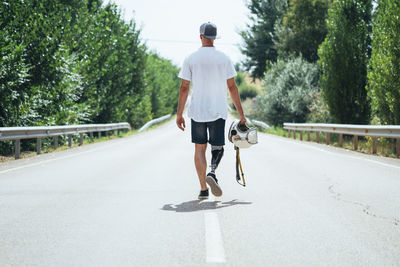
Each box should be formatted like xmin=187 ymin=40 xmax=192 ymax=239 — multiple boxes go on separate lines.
xmin=178 ymin=58 xmax=192 ymax=81
xmin=226 ymin=57 xmax=237 ymax=79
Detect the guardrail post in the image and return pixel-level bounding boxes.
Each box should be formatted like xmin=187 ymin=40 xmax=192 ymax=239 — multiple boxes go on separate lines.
xmin=89 ymin=132 xmax=93 ymax=142
xmin=54 ymin=136 xmax=58 ymax=149
xmin=117 ymin=129 xmax=120 ymax=136
xmin=354 ymin=135 xmax=358 ymax=150
xmin=316 ymin=131 xmax=320 ymax=143
xmin=68 ymin=135 xmax=72 ymax=148
xmin=293 ymin=130 xmax=296 ymax=140
xmin=288 ymin=129 xmax=291 ymax=138
xmin=307 ymin=131 xmax=310 ymax=141
xmin=37 ymin=138 xmax=41 ymax=155
xmin=79 ymin=133 xmax=84 ymax=145
xmin=326 ymin=133 xmax=330 ymax=145
xmin=397 ymin=138 xmax=400 ymax=158
xmin=98 ymin=132 xmax=101 ymax=138
xmin=372 ymin=137 xmax=377 ymax=154
xmin=14 ymin=139 xmax=21 ymax=159
xmin=339 ymin=134 xmax=343 ymax=147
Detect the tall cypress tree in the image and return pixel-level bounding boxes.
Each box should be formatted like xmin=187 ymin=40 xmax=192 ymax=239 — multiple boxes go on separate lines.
xmin=240 ymin=0 xmax=287 ymax=79
xmin=367 ymin=0 xmax=400 ymax=125
xmin=318 ymin=0 xmax=372 ymax=124
xmin=275 ymin=0 xmax=331 ymax=63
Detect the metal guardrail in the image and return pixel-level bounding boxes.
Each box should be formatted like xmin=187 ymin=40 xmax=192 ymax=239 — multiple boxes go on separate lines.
xmin=139 ymin=114 xmax=171 ymax=132
xmin=251 ymin=120 xmax=270 ymax=130
xmin=0 ymin=123 xmax=131 ymax=159
xmin=283 ymin=123 xmax=400 ymax=157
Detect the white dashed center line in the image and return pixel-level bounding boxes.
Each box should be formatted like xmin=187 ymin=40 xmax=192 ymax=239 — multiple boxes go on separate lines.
xmin=204 ymin=212 xmax=226 ymax=263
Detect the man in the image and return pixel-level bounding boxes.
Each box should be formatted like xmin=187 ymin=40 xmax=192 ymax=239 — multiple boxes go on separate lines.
xmin=176 ymin=22 xmax=246 ymax=200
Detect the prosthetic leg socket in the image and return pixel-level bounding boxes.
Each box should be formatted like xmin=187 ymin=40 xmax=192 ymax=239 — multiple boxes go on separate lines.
xmin=210 ymin=146 xmax=224 ymax=173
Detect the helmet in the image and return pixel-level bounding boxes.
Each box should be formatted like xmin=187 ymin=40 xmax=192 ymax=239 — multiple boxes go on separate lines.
xmin=228 ymin=121 xmax=258 ymax=149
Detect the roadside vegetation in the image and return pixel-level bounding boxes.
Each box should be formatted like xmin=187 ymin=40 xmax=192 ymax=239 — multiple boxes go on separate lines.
xmin=0 ymin=129 xmax=136 ymax=162
xmin=0 ymin=114 xmax=173 ymax=163
xmin=0 ymin=0 xmax=180 ymax=156
xmin=259 ymin=126 xmax=398 ymax=158
xmin=239 ymin=0 xmax=400 ymax=157
xmin=229 ymin=70 xmax=262 ymax=117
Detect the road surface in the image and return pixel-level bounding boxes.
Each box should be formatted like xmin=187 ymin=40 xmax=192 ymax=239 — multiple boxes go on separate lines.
xmin=0 ymin=117 xmax=399 ymax=266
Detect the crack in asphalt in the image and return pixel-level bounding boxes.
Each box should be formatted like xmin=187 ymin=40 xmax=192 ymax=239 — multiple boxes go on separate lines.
xmin=329 ymin=184 xmax=399 ymax=226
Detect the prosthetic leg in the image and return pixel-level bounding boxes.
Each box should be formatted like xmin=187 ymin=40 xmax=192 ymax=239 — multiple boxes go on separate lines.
xmin=206 ymin=146 xmax=224 ymax=197
xmin=208 ymin=146 xmax=224 ymax=178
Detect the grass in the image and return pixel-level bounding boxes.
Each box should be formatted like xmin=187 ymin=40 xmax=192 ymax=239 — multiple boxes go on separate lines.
xmin=219 ymin=108 xmax=399 ymax=159
xmin=0 ymin=129 xmax=139 ymax=163
xmin=11 ymin=112 xmax=390 ymax=162
xmin=259 ymin=125 xmax=399 ymax=158
xmin=0 ymin=114 xmax=176 ymax=162
xmin=0 ymin=114 xmax=178 ymax=163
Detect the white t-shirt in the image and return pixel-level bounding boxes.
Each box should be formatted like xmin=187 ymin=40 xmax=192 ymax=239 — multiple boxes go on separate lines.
xmin=178 ymin=47 xmax=237 ymax=122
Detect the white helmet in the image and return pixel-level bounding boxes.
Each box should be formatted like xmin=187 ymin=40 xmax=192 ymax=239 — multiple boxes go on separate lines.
xmin=228 ymin=121 xmax=258 ymax=149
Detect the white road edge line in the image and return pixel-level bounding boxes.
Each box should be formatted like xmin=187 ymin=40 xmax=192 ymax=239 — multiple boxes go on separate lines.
xmin=266 ymin=135 xmax=400 ymax=170
xmin=204 ymin=212 xmax=226 ymax=263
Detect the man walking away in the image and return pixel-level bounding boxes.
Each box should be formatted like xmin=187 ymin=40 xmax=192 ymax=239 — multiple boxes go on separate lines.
xmin=176 ymin=22 xmax=246 ymax=200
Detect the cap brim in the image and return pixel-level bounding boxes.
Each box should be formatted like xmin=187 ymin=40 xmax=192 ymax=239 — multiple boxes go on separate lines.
xmin=202 ymin=35 xmax=220 ymax=39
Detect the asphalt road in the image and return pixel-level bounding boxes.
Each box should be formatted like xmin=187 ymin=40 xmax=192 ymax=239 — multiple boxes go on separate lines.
xmin=0 ymin=116 xmax=399 ymax=267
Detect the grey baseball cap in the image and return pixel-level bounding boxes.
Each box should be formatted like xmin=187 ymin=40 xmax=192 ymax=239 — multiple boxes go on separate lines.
xmin=200 ymin=22 xmax=217 ymax=39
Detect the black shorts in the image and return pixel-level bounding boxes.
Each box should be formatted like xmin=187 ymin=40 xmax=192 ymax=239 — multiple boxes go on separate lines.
xmin=191 ymin=118 xmax=226 ymax=146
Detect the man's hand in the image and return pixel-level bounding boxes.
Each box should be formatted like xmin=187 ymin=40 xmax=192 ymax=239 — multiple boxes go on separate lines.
xmin=239 ymin=116 xmax=246 ymax=125
xmin=176 ymin=115 xmax=186 ymax=131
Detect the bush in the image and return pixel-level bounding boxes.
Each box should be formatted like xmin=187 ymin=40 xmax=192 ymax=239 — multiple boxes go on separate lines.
xmin=235 ymin=72 xmax=245 ymax=87
xmin=255 ymin=57 xmax=319 ymax=126
xmin=306 ymin=91 xmax=332 ymax=123
xmin=239 ymin=84 xmax=258 ymax=100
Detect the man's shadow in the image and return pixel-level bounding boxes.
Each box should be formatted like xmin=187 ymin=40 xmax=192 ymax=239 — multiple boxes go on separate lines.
xmin=161 ymin=199 xmax=252 ymax=213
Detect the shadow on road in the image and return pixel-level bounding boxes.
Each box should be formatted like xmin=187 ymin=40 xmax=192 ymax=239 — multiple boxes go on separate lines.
xmin=161 ymin=199 xmax=252 ymax=213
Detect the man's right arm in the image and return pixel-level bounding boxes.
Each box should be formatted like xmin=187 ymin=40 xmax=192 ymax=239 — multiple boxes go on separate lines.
xmin=176 ymin=79 xmax=190 ymax=131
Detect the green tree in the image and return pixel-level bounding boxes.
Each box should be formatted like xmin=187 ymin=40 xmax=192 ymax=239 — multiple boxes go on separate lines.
xmin=240 ymin=0 xmax=287 ymax=79
xmin=318 ymin=0 xmax=372 ymax=124
xmin=0 ymin=33 xmax=30 ymax=127
xmin=70 ymin=2 xmax=148 ymax=127
xmin=275 ymin=0 xmax=331 ymax=62
xmin=145 ymin=53 xmax=180 ymax=118
xmin=255 ymin=57 xmax=319 ymax=125
xmin=0 ymin=0 xmax=180 ymax=138
xmin=367 ymin=0 xmax=400 ymax=125
xmin=0 ymin=0 xmax=89 ymax=126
